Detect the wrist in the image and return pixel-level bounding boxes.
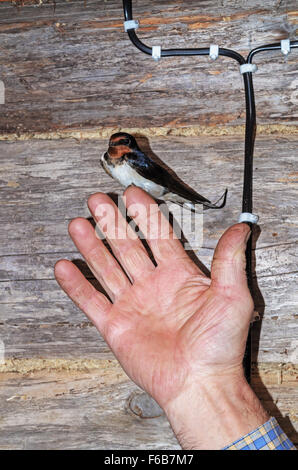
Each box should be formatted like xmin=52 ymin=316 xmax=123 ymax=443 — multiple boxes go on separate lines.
xmin=164 ymin=370 xmax=269 ymax=450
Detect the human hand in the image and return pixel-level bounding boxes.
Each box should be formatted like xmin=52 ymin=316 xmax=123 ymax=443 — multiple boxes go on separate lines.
xmin=55 ymin=187 xmax=268 ymax=449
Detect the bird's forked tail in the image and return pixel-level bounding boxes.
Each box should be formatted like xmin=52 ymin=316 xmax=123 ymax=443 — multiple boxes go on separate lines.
xmin=202 ymin=188 xmax=228 ymax=210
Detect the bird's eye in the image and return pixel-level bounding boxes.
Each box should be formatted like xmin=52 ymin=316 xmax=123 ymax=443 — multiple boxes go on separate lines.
xmin=122 ymin=138 xmax=130 ymax=145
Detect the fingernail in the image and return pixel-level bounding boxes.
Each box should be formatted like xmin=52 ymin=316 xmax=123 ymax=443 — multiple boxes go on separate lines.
xmin=245 ymin=228 xmax=252 ymax=243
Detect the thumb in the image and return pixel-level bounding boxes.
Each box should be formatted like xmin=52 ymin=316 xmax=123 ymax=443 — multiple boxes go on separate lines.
xmin=211 ymin=223 xmax=251 ymax=291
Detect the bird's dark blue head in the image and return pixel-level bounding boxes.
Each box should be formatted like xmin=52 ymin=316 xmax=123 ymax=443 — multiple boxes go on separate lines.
xmin=107 ymin=132 xmax=139 ymax=159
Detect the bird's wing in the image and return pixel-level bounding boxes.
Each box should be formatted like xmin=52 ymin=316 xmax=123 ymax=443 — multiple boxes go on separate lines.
xmin=125 ymin=150 xmax=212 ymax=204
xmin=125 ymin=150 xmax=167 ymax=185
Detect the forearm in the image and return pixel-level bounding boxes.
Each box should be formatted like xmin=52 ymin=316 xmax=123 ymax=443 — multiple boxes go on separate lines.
xmin=164 ymin=371 xmax=269 ymax=450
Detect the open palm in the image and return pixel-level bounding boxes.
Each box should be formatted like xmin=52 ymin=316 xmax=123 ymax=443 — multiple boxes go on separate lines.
xmin=55 ymin=187 xmax=254 ymax=410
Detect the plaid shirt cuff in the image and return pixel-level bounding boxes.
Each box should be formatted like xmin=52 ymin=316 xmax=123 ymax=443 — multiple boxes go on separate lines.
xmin=223 ymin=417 xmax=296 ymax=450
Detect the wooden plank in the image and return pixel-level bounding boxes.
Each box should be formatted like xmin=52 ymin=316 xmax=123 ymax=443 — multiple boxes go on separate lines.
xmin=1 ymin=241 xmax=297 ymax=281
xmin=0 ymin=273 xmax=297 ymax=362
xmin=0 ymin=133 xmax=297 ymax=448
xmin=0 ymin=136 xmax=297 ymax=252
xmin=0 ymin=1 xmax=297 ymax=133
xmin=0 ymin=362 xmax=296 ymax=449
xmin=0 ymin=366 xmax=179 ymax=450
xmin=0 ymin=135 xmax=297 ymax=363
xmin=0 ymin=1 xmax=297 ymax=449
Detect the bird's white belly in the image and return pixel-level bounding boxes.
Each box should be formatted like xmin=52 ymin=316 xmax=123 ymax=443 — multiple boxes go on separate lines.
xmin=109 ymin=161 xmax=165 ymax=198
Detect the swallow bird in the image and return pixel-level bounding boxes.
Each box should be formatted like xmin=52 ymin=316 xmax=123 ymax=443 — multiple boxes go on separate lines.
xmin=101 ymin=132 xmax=227 ymax=210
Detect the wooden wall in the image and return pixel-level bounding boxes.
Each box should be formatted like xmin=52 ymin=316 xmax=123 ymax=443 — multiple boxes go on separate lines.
xmin=0 ymin=0 xmax=297 ymax=449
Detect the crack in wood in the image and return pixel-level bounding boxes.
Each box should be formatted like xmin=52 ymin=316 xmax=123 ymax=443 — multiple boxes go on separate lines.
xmin=1 ymin=358 xmax=296 ymax=378
xmin=0 ymin=125 xmax=297 ymax=142
xmin=0 ymin=358 xmax=125 ymax=374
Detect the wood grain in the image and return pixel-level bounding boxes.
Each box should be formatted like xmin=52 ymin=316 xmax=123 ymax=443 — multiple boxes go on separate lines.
xmin=0 ymin=134 xmax=297 ymax=449
xmin=0 ymin=363 xmax=296 ymax=449
xmin=0 ymin=273 xmax=297 ymax=362
xmin=0 ymin=135 xmax=297 ymax=366
xmin=0 ymin=0 xmax=297 ymax=133
xmin=0 ymin=0 xmax=297 ymax=449
xmin=0 ymin=366 xmax=179 ymax=450
xmin=0 ymin=135 xmax=297 ymax=244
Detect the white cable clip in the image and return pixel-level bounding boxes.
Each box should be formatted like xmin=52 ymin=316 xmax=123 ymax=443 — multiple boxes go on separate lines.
xmin=152 ymin=45 xmax=161 ymax=61
xmin=240 ymin=63 xmax=258 ymax=74
xmin=281 ymin=38 xmax=291 ymax=56
xmin=124 ymin=19 xmax=139 ymax=32
xmin=209 ymin=44 xmax=219 ymax=61
xmin=238 ymin=212 xmax=259 ymax=224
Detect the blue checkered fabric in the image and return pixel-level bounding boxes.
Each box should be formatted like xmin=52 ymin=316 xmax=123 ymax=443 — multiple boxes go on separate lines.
xmin=223 ymin=417 xmax=296 ymax=450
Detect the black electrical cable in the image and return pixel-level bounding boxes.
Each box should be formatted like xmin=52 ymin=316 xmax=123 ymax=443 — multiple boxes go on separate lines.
xmin=248 ymin=40 xmax=298 ymax=63
xmin=121 ymin=0 xmax=296 ymax=383
xmin=123 ymin=1 xmax=245 ymax=64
